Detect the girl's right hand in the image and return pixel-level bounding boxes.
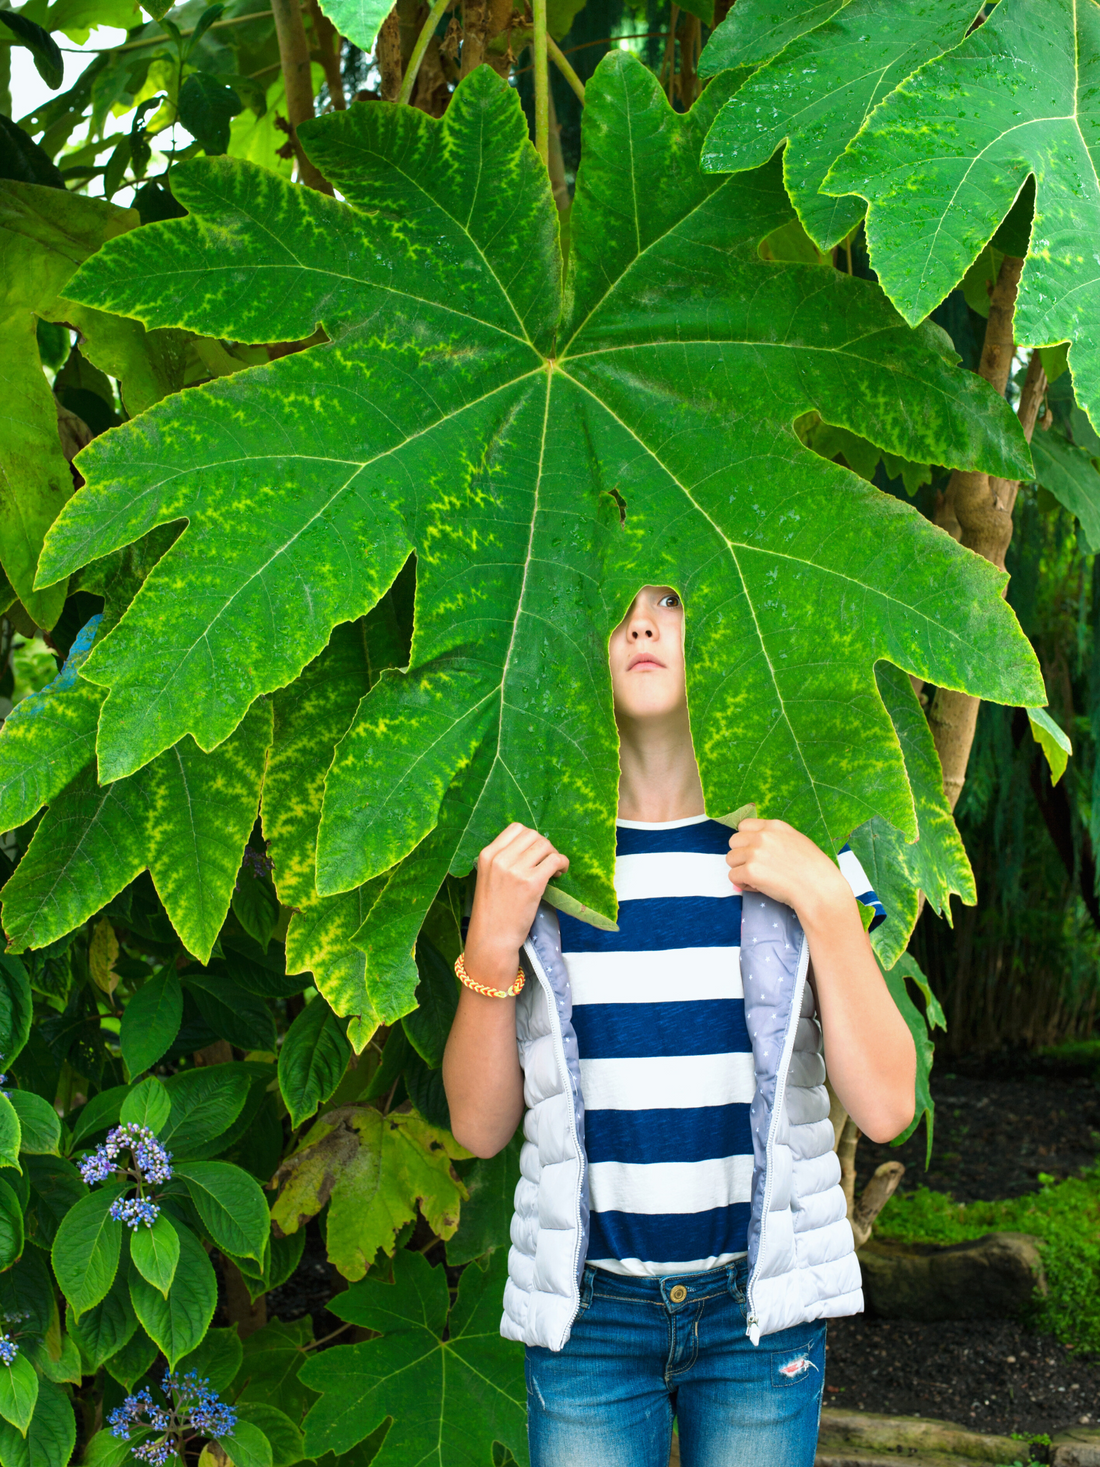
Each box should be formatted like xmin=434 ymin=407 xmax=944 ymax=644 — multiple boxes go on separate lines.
xmin=463 ymin=823 xmax=569 ymax=986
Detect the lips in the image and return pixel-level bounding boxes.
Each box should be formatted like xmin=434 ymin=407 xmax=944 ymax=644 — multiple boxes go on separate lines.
xmin=627 ymin=653 xmax=666 ymax=670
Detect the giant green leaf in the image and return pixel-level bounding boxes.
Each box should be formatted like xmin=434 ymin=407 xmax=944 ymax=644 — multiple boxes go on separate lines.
xmin=699 ymin=0 xmax=843 ymax=70
xmin=701 ymin=0 xmax=980 ymax=251
xmin=880 ymin=950 xmax=940 ymax=1162
xmin=300 ymin=1248 xmax=525 ymax=1465
xmin=264 ymin=609 xmax=397 ymax=1028
xmin=849 ymin=663 xmax=975 ymax=970
xmin=0 ymin=618 xmax=103 ymax=837
xmin=233 ymin=1317 xmax=318 ymax=1425
xmin=271 ymin=1107 xmax=466 ymax=1281
xmin=0 ymin=1381 xmax=75 ymax=1467
xmin=0 ymin=182 xmax=131 ymax=626
xmin=0 ymin=699 xmax=272 ymax=961
xmin=825 ymin=0 xmax=1100 ymax=429
xmin=44 ymin=59 xmax=1039 ymax=926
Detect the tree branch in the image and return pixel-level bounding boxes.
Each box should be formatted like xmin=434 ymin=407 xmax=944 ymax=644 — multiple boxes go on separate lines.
xmin=271 ymin=0 xmax=332 ymax=192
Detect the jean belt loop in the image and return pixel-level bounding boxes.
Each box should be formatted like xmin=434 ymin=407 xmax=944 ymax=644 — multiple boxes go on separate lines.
xmin=580 ymin=1264 xmax=595 ymax=1310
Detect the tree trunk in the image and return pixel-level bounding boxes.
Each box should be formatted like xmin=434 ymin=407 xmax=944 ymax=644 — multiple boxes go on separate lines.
xmin=830 ymin=1083 xmax=906 ymax=1249
xmin=305 ymin=0 xmax=346 ymax=108
xmin=928 ymin=256 xmax=1049 ymax=811
xmin=271 ymin=0 xmax=333 ymax=193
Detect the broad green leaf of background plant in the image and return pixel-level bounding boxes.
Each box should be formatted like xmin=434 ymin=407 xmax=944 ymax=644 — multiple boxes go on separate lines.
xmin=312 ymin=0 xmax=389 ymax=52
xmin=1031 ymin=428 xmax=1100 ymax=553
xmin=825 ymin=0 xmax=1100 ymax=431
xmin=1028 ymin=706 xmax=1072 ymax=785
xmin=67 ymin=1271 xmax=137 ymax=1370
xmin=1 ymin=699 xmax=272 ymax=960
xmin=50 ymin=1186 xmax=122 ymax=1318
xmin=701 ymin=0 xmax=980 ymax=252
xmin=271 ymin=1107 xmax=467 ymax=1281
xmin=8 ymin=1090 xmax=60 ymax=1154
xmin=0 ymin=1355 xmax=38 ymax=1437
xmin=699 ymin=0 xmax=843 ymax=70
xmin=278 ymin=999 xmax=351 ymax=1130
xmin=300 ymin=1249 xmax=526 ymax=1466
xmin=0 ymin=1094 xmax=20 ymax=1170
xmin=129 ymin=1215 xmax=216 ymax=1367
xmin=129 ymin=1211 xmax=179 ymax=1297
xmin=119 ymin=1075 xmax=171 ymax=1132
xmin=174 ymin=1160 xmax=270 ymax=1261
xmin=445 ymin=1132 xmax=522 ymax=1266
xmin=0 ymin=1177 xmax=24 ymax=1270
xmin=45 ymin=58 xmax=1041 ymax=935
xmin=0 ymin=957 xmax=32 ymax=1067
xmin=849 ymin=663 xmax=975 ymax=970
xmin=233 ymin=1317 xmax=317 ymax=1425
xmin=0 ymin=1381 xmax=75 ymax=1467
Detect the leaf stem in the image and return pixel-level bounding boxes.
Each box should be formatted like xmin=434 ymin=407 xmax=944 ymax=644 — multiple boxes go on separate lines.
xmin=547 ymin=36 xmax=584 ymax=104
xmin=305 ymin=1320 xmax=354 ymax=1349
xmin=396 ymin=0 xmax=453 ymax=106
xmin=533 ymin=0 xmax=549 ymax=165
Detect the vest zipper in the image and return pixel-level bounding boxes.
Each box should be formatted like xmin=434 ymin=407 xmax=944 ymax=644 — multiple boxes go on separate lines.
xmin=745 ymin=927 xmax=811 ymax=1345
xmin=522 ymin=935 xmax=586 ymax=1351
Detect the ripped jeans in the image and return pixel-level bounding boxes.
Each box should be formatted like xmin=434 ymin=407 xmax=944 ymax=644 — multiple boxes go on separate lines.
xmin=525 ymin=1260 xmax=826 ymax=1467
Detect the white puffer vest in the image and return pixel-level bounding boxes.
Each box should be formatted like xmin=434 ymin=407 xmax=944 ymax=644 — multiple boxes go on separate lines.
xmin=500 ymin=893 xmax=863 ymax=1352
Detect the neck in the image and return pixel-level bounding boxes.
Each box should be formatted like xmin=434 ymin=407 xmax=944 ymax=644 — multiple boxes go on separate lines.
xmin=616 ymin=707 xmax=706 ymax=822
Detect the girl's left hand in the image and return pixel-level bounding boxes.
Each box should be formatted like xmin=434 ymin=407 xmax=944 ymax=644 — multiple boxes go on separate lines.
xmin=727 ymin=817 xmax=850 ymax=925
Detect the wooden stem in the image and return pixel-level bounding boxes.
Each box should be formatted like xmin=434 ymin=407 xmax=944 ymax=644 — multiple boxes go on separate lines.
xmin=305 ymin=0 xmax=346 ymax=108
xmin=546 ymin=85 xmax=569 ymax=214
xmin=270 ymin=0 xmax=332 ymax=192
xmin=851 ymin=1162 xmax=906 ymax=1249
xmin=928 ymin=257 xmax=1045 ymax=812
xmin=547 ymin=35 xmax=584 ymax=103
xmin=532 ymin=0 xmax=548 ymax=167
xmin=397 ymin=0 xmax=452 ymax=105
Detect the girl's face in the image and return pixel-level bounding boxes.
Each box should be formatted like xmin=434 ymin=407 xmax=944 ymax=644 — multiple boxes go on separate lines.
xmin=608 ymin=585 xmax=688 ymax=723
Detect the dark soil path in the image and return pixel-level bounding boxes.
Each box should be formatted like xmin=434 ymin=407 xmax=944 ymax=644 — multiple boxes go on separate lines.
xmin=836 ymin=1053 xmax=1100 ymax=1439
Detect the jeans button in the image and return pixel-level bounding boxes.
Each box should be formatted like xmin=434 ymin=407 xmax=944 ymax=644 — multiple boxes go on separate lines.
xmin=670 ymin=1285 xmax=687 ymax=1303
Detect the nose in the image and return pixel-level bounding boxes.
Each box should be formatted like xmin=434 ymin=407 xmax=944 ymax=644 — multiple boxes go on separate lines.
xmin=627 ymin=606 xmax=657 ymax=641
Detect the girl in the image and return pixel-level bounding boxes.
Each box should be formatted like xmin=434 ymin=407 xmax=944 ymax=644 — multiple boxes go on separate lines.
xmin=442 ymin=585 xmax=916 ymax=1467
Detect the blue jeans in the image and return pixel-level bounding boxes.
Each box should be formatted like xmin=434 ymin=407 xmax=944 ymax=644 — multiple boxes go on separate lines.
xmin=525 ymin=1260 xmax=826 ymax=1467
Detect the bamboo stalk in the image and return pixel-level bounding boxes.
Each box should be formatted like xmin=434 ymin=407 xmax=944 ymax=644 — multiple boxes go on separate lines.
xmin=397 ymin=0 xmax=453 ymax=106
xmin=547 ymin=35 xmax=584 ymax=104
xmin=532 ymin=0 xmax=549 ymax=166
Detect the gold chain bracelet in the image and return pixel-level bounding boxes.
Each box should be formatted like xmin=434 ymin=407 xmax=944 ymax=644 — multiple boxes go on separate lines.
xmin=455 ymin=952 xmax=525 ymax=998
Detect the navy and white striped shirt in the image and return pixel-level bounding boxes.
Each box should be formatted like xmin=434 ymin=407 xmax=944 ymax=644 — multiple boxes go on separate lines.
xmin=557 ymin=815 xmax=883 ymax=1278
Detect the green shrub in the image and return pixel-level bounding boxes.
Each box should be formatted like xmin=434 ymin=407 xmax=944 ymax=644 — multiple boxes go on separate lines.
xmin=875 ymin=1171 xmax=1100 ymax=1350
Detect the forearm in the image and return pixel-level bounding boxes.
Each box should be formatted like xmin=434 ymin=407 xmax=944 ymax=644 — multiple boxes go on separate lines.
xmin=800 ymin=888 xmax=916 ymax=1144
xmin=442 ymin=985 xmax=525 ymax=1157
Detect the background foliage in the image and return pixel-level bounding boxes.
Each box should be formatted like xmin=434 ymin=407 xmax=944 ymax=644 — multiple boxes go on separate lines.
xmin=4 ymin=0 xmax=1100 ymax=1462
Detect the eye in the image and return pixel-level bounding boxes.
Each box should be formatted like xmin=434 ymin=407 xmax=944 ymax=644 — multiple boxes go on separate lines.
xmin=657 ymin=593 xmax=681 ymax=609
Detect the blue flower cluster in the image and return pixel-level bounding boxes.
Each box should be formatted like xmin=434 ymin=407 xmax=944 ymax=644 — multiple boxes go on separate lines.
xmin=79 ymin=1124 xmax=173 ymax=1227
xmin=0 ymin=1335 xmax=18 ymax=1366
xmin=110 ymin=1196 xmax=162 ymax=1230
xmin=108 ymin=1371 xmax=237 ymax=1464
